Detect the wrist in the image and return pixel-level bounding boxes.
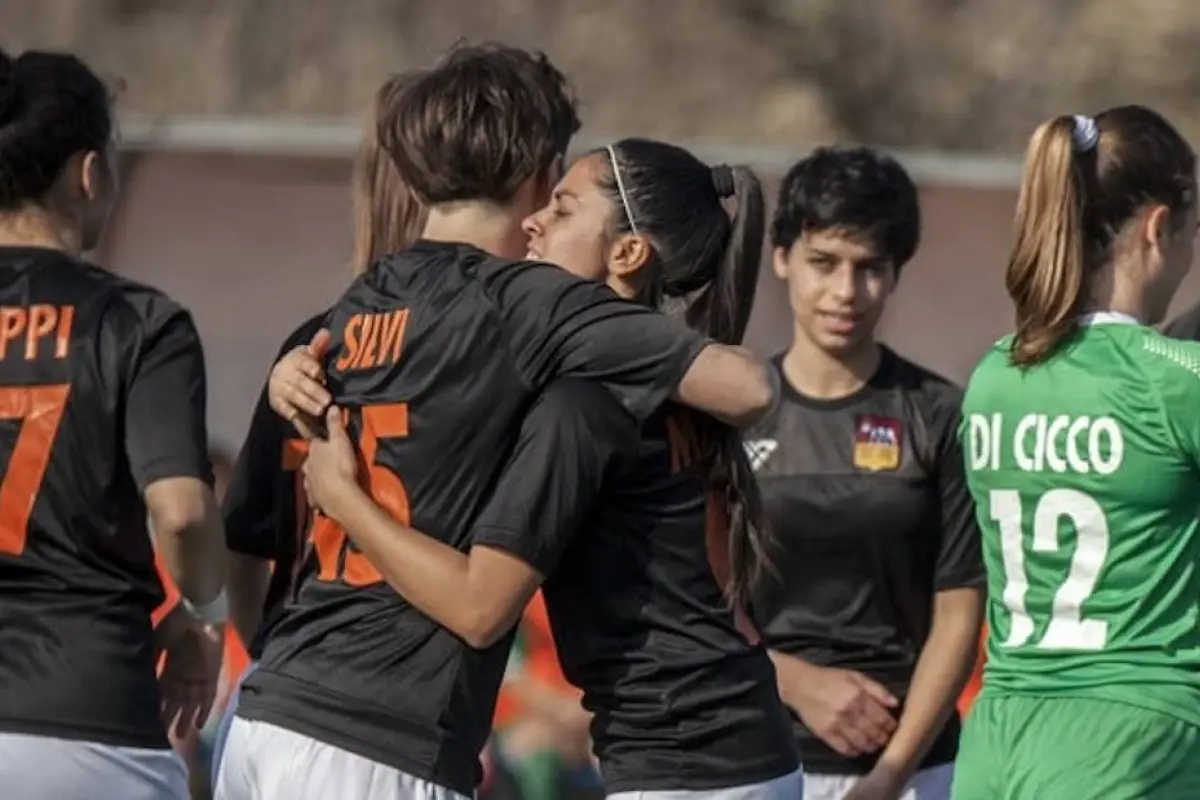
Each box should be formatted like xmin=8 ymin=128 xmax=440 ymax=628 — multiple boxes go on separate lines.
xmin=872 ymin=752 xmax=915 ymax=788
xmin=322 ymin=477 xmax=366 ymax=522
xmin=180 ymin=588 xmax=228 ymax=626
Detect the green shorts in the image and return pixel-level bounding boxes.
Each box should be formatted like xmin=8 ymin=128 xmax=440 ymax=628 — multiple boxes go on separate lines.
xmin=952 ymin=693 xmax=1200 ymax=800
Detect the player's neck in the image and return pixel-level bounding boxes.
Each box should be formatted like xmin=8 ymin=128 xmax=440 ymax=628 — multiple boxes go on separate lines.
xmin=0 ymin=210 xmax=82 ymax=256
xmin=420 ymin=203 xmax=524 ymax=259
xmin=782 ymin=333 xmax=881 ymax=401
xmin=1082 ymin=267 xmax=1152 ymax=325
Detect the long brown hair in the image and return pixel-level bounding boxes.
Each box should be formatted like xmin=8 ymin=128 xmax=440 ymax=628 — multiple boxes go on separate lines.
xmin=1007 ymin=106 xmax=1195 ymax=366
xmin=349 ymin=73 xmax=427 ymax=275
xmin=598 ymin=138 xmax=772 ymax=609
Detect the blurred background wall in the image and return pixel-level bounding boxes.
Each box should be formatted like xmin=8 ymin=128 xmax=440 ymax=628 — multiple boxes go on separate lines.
xmin=7 ymin=0 xmax=1200 ymax=447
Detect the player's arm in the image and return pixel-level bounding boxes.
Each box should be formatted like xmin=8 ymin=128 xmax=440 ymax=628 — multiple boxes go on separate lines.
xmin=305 ymin=381 xmax=629 ymax=649
xmin=127 ymin=303 xmax=226 ymax=618
xmin=869 ymin=396 xmax=984 ymax=792
xmin=498 ymin=262 xmax=773 ymax=428
xmin=223 ymin=315 xmax=324 ymax=644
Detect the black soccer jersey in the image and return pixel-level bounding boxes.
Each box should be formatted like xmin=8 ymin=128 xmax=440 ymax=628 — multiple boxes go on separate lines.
xmin=746 ymin=348 xmax=983 ymax=775
xmin=223 ymin=312 xmax=325 ymax=659
xmin=237 ymin=241 xmax=708 ymax=794
xmin=477 ymin=394 xmax=798 ymax=792
xmin=0 ymin=246 xmax=212 ymax=749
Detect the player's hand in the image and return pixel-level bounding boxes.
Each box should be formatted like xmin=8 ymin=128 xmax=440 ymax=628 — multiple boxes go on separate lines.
xmin=154 ymin=603 xmax=224 ymax=740
xmin=777 ymin=657 xmax=898 ymax=757
xmin=303 ymin=406 xmax=360 ymax=519
xmin=269 ymin=329 xmax=333 ymax=439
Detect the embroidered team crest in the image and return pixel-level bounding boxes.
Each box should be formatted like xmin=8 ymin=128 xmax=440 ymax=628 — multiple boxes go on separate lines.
xmin=853 ymin=414 xmax=902 ymax=471
xmin=744 ymin=439 xmax=778 ymax=471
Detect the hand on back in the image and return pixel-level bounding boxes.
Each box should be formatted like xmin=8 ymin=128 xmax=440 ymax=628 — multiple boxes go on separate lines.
xmin=269 ymin=329 xmax=333 ymax=438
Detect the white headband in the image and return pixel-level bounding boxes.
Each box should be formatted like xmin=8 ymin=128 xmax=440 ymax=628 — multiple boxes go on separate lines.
xmin=606 ymin=144 xmax=638 ymax=234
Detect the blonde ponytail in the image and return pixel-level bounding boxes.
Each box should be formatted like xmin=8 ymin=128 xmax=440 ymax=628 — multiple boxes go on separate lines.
xmin=1006 ymin=115 xmax=1091 ymax=366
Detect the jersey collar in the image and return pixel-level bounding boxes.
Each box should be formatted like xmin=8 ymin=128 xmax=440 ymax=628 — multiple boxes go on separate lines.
xmin=1078 ymin=311 xmax=1140 ymax=327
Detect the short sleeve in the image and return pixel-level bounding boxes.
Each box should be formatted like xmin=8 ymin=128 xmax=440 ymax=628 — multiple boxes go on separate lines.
xmin=224 ymin=312 xmax=327 ymax=558
xmin=928 ymin=389 xmax=985 ymax=590
xmin=123 ymin=300 xmax=213 ymax=491
xmin=492 ymin=260 xmax=709 ymax=422
xmin=470 ymin=379 xmax=637 ymax=576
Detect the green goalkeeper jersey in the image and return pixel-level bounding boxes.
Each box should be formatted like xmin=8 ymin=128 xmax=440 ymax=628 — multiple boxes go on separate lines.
xmin=961 ymin=314 xmax=1200 ymax=727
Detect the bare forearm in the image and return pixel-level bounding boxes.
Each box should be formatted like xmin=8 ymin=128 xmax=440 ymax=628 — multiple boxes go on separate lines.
xmin=226 ymin=552 xmax=270 ymax=648
xmin=149 ymin=479 xmax=226 ymax=605
xmin=877 ymin=589 xmax=982 ymax=778
xmin=673 ymin=344 xmax=774 ymax=429
xmin=768 ymin=648 xmax=819 ymax=712
xmin=333 ymin=488 xmax=478 ymax=628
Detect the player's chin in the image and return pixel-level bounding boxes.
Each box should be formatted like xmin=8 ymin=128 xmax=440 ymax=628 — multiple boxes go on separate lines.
xmin=814 ymin=329 xmax=867 ymax=356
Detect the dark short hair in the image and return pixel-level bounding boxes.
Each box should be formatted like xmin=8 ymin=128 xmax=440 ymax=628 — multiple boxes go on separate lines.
xmin=772 ymin=146 xmax=921 ymax=271
xmin=0 ymin=48 xmax=113 ymax=210
xmin=378 ymin=42 xmax=580 ymax=206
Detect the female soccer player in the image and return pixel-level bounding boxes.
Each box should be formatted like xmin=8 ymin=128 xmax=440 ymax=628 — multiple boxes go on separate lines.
xmin=0 ymin=47 xmax=226 ymax=800
xmin=295 ymin=138 xmax=801 ymax=799
xmin=953 ymin=106 xmax=1200 ymax=799
xmin=221 ymin=45 xmax=777 ymax=800
xmin=212 ymin=70 xmax=426 ymax=783
xmin=746 ymin=147 xmax=983 ymax=800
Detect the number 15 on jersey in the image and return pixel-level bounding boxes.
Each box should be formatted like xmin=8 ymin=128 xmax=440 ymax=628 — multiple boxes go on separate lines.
xmin=988 ymin=488 xmax=1111 ymax=651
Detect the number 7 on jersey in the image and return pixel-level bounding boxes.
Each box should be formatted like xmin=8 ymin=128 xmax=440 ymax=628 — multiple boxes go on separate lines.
xmin=0 ymin=384 xmax=71 ymax=557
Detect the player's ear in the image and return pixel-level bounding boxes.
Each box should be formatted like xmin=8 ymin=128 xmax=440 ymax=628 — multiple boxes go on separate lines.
xmin=79 ymin=150 xmax=104 ymax=202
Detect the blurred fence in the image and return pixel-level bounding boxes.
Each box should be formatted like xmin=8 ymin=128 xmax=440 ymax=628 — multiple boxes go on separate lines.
xmin=104 ymin=117 xmax=1200 ymax=448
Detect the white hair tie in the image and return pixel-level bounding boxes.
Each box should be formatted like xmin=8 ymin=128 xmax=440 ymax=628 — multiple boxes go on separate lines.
xmin=1072 ymin=115 xmax=1100 ymax=153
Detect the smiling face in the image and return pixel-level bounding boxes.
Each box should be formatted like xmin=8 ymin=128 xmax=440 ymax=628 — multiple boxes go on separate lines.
xmin=773 ymin=227 xmax=896 ymax=357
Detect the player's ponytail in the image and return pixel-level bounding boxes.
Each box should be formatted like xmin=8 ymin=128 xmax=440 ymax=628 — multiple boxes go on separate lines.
xmin=1007 ymin=115 xmax=1092 ymax=367
xmin=598 ymin=138 xmax=775 ymax=608
xmin=1007 ymin=106 xmax=1196 ymax=366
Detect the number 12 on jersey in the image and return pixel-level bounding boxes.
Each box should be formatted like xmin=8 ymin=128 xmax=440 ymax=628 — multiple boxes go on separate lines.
xmin=989 ymin=488 xmax=1110 ymax=651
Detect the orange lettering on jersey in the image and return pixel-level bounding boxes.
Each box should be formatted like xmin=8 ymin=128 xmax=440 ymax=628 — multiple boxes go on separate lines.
xmin=335 ymin=310 xmax=409 ymax=373
xmin=26 ymin=305 xmax=58 ymax=360
xmin=336 ymin=314 xmax=364 ymax=371
xmin=377 ymin=310 xmax=409 ymax=367
xmin=0 ymin=308 xmax=26 ymax=359
xmin=55 ymin=306 xmax=75 ymax=358
xmin=0 ymin=305 xmax=74 ymax=361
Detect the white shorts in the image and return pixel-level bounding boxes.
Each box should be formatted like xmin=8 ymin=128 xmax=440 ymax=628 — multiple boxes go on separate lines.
xmin=607 ymin=767 xmax=803 ymax=800
xmin=215 ymin=716 xmax=473 ymax=800
xmin=804 ymin=762 xmax=953 ymax=800
xmin=0 ymin=731 xmax=188 ymax=800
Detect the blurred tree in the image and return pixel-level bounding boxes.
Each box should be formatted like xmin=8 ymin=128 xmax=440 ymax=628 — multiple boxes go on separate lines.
xmin=5 ymin=0 xmax=1200 ymax=153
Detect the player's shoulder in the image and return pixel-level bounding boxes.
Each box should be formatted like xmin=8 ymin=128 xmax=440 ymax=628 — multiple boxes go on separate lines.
xmin=880 ymin=346 xmax=961 ymax=398
xmin=872 ymin=346 xmax=964 ymax=428
xmin=1139 ymin=326 xmax=1200 ymax=384
xmin=276 ymin=310 xmax=329 ymax=357
xmin=66 ymin=263 xmax=192 ymax=339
